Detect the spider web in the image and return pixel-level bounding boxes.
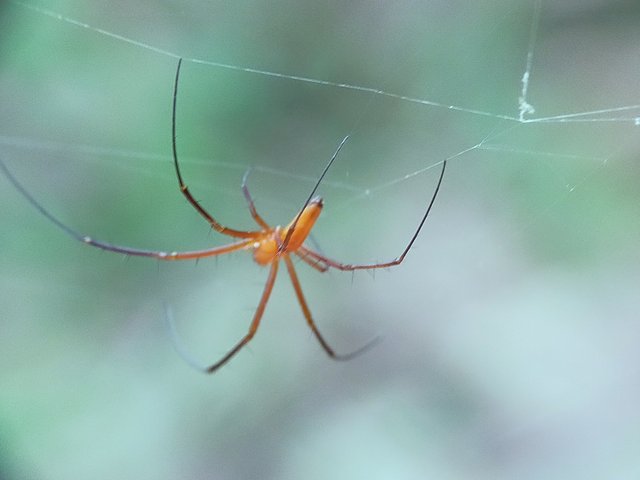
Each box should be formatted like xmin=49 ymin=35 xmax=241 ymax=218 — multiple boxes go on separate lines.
xmin=1 ymin=1 xmax=640 ymax=479
xmin=2 ymin=0 xmax=637 ymax=250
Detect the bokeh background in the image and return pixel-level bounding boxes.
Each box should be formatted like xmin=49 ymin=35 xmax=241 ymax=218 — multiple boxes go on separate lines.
xmin=1 ymin=1 xmax=639 ymax=479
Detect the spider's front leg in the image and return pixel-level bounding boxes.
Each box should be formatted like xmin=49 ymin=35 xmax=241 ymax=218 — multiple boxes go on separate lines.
xmin=170 ymin=58 xmax=259 ymax=240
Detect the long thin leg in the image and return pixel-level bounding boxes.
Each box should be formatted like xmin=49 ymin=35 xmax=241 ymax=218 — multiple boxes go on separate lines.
xmin=294 ymin=250 xmax=329 ymax=273
xmin=241 ymin=168 xmax=269 ymax=229
xmin=83 ymin=237 xmax=252 ymax=260
xmin=283 ymin=255 xmax=378 ymax=360
xmin=0 ymin=157 xmax=254 ymax=260
xmin=205 ymin=260 xmax=279 ymax=373
xmin=172 ymin=58 xmax=258 ymax=239
xmin=296 ymin=159 xmax=447 ymax=272
xmin=279 ymin=135 xmax=350 ymax=252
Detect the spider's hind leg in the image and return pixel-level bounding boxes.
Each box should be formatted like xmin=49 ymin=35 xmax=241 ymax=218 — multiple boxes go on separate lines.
xmin=283 ymin=254 xmax=379 ymax=361
xmin=205 ymin=259 xmax=279 ymax=373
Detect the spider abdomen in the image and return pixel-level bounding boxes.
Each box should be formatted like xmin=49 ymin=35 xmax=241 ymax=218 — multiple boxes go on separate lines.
xmin=282 ymin=197 xmax=323 ymax=250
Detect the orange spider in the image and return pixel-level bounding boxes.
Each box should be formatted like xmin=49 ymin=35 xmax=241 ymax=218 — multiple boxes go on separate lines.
xmin=0 ymin=58 xmax=446 ymax=373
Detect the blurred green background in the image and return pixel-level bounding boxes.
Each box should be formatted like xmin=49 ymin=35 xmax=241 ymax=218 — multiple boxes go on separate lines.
xmin=1 ymin=1 xmax=639 ymax=479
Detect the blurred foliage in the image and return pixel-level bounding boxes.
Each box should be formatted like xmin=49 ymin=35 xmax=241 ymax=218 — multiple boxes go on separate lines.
xmin=1 ymin=1 xmax=639 ymax=479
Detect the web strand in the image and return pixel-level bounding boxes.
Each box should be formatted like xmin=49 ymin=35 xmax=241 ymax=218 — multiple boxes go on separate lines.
xmin=11 ymin=0 xmax=640 ymax=126
xmin=4 ymin=0 xmax=638 ymax=208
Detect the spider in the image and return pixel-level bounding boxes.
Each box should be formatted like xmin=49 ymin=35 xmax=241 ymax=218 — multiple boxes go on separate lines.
xmin=0 ymin=58 xmax=447 ymax=373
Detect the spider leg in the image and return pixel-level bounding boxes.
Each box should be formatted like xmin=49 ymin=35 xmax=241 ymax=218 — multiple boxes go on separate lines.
xmin=295 ymin=159 xmax=447 ymax=272
xmin=0 ymin=157 xmax=254 ymax=260
xmin=283 ymin=254 xmax=378 ymax=360
xmin=279 ymin=135 xmax=350 ymax=253
xmin=241 ymin=167 xmax=270 ymax=229
xmin=205 ymin=259 xmax=279 ymax=373
xmin=297 ymin=245 xmax=394 ymax=271
xmin=83 ymin=237 xmax=252 ymax=260
xmin=172 ymin=58 xmax=259 ymax=239
xmin=294 ymin=250 xmax=329 ymax=273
